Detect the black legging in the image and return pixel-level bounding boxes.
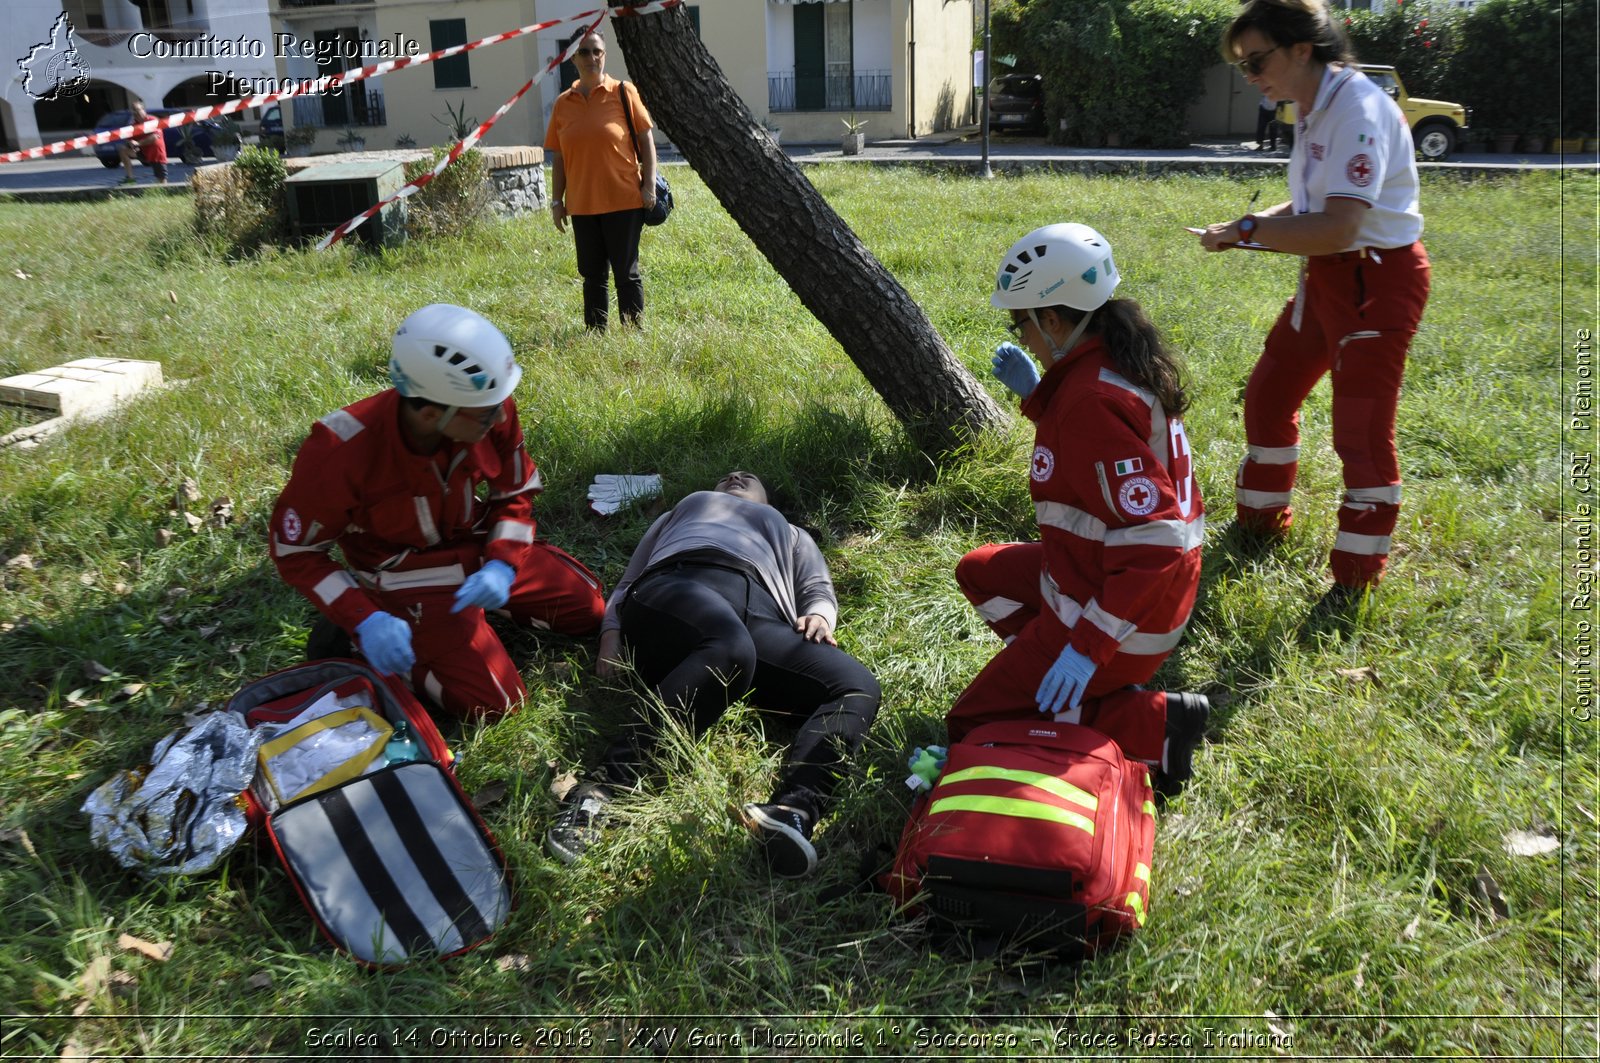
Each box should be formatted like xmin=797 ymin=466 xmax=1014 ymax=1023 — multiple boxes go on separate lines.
xmin=570 ymin=208 xmax=644 ymax=329
xmin=601 ymin=561 xmax=880 ymax=820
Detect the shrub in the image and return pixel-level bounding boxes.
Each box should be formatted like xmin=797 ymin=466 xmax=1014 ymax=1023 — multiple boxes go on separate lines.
xmin=402 ymin=147 xmax=491 ymax=241
xmin=1441 ymin=0 xmax=1587 ymax=137
xmin=1000 ymin=0 xmax=1235 ymax=148
xmin=191 ymin=144 xmax=286 ymax=255
xmin=1344 ymin=2 xmax=1463 ymax=99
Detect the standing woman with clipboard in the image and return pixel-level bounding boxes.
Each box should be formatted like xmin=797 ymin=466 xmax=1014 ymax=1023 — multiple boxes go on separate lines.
xmin=544 ymin=29 xmax=659 ymax=331
xmin=1198 ymin=0 xmax=1429 ymax=596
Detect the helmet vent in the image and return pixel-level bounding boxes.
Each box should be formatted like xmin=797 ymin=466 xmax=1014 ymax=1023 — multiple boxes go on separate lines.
xmin=448 ymin=352 xmax=467 ymax=366
xmin=433 ymin=344 xmax=449 ymax=359
xmin=1003 ymin=264 xmax=1019 ymax=274
xmin=1017 ymin=250 xmax=1033 ymax=265
xmin=1034 ymin=245 xmax=1048 ymax=257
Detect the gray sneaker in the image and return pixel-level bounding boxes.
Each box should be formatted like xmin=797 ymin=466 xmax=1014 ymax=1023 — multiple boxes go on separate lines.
xmin=739 ymin=803 xmax=817 ymax=878
xmin=547 ymin=784 xmax=611 ymax=865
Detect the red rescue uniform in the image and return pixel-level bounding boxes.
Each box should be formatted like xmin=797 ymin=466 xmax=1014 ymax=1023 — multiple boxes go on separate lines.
xmin=948 ymin=335 xmax=1204 ymax=768
xmin=270 ymin=389 xmax=604 ymax=719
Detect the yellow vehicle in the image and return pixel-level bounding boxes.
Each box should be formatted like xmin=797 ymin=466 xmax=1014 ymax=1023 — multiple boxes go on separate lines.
xmin=1274 ymin=64 xmax=1471 ymax=161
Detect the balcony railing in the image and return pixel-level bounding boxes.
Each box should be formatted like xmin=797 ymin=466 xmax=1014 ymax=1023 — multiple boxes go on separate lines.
xmin=279 ymin=0 xmax=376 ymax=7
xmin=292 ymin=88 xmax=386 ymax=129
xmin=79 ymin=28 xmax=207 ymax=48
xmin=768 ymin=71 xmax=892 ymax=113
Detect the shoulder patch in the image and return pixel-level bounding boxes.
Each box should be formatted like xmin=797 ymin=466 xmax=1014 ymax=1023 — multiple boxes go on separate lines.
xmin=317 ymin=409 xmax=365 ymax=442
xmin=281 ymin=507 xmax=303 ymax=543
xmin=1030 ymin=445 xmax=1055 ymax=482
xmin=1345 ymin=153 xmax=1374 ymax=187
xmin=1117 ymin=476 xmax=1160 ymax=517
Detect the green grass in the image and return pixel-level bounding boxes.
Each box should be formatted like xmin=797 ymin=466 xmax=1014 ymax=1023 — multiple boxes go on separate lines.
xmin=0 ymin=166 xmax=1592 ymax=1058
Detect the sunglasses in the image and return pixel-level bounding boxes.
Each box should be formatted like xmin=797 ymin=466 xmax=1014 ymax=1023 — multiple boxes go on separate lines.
xmin=1234 ymin=45 xmax=1279 ymax=77
xmin=1005 ymin=317 xmax=1027 ymax=339
xmin=457 ymin=404 xmax=502 ymax=430
xmin=575 ymin=47 xmax=603 ymax=56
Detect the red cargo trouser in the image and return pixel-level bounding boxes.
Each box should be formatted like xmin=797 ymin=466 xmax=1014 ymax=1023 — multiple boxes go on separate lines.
xmin=365 ymin=540 xmax=604 ymax=720
xmin=1235 ymin=241 xmax=1431 ymax=587
xmin=947 ymin=542 xmax=1170 ymax=767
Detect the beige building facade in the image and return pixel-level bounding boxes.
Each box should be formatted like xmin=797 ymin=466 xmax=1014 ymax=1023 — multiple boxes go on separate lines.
xmin=265 ymin=0 xmax=972 ymax=152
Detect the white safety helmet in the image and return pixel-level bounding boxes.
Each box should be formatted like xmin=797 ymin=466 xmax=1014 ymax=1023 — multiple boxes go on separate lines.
xmin=991 ymin=223 xmax=1120 ymax=312
xmin=389 ymin=304 xmax=522 ymax=407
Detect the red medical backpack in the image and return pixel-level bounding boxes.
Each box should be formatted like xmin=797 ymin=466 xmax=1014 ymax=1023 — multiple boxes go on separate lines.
xmin=885 ymin=719 xmax=1155 ymax=959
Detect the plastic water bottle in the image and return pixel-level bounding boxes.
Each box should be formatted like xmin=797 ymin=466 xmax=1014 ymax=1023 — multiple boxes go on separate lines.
xmin=385 ymin=720 xmax=420 ymax=765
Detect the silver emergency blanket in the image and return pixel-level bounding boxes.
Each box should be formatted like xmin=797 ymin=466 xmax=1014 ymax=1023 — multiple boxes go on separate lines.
xmin=82 ymin=711 xmax=262 ymax=876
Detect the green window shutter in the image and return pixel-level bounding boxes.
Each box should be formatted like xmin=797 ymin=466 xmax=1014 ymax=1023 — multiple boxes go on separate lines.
xmin=794 ymin=3 xmax=824 ymax=111
xmin=430 ymin=19 xmax=471 ymax=90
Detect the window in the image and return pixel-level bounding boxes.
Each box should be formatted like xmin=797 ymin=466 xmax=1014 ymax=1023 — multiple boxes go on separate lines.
xmin=430 ymin=19 xmax=471 ymax=89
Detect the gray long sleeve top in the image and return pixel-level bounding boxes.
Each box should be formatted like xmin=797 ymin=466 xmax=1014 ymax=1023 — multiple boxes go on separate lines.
xmin=600 ymin=491 xmax=839 ymax=634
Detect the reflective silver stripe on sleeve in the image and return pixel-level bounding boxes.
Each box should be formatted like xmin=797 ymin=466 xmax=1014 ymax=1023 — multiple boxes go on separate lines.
xmin=361 ymin=563 xmax=467 ymax=591
xmin=1040 ymin=577 xmax=1189 ymax=654
xmin=1247 ymin=444 xmax=1301 ymax=465
xmin=1084 ymin=599 xmax=1137 ymax=644
xmin=413 ymin=497 xmax=440 ymax=546
xmin=1237 ymin=488 xmax=1293 ymax=509
xmin=490 ymin=467 xmax=543 ymax=501
xmin=313 ymin=570 xmax=358 ymax=605
xmin=1345 ymin=485 xmax=1402 ymax=505
xmin=1098 ymin=367 xmax=1155 ymax=406
xmin=1105 ymin=514 xmax=1206 ymax=551
xmin=424 ymin=670 xmax=445 ymax=706
xmin=976 ymin=596 xmax=1026 ymax=623
xmin=272 ymin=535 xmax=335 ymax=558
xmin=1036 ymin=500 xmax=1107 ymax=543
xmin=1333 ymin=531 xmax=1392 ymax=556
xmin=1039 ymin=571 xmax=1085 ymax=627
xmin=317 ymin=409 xmax=365 ymax=442
xmin=491 ymin=520 xmax=536 ymax=544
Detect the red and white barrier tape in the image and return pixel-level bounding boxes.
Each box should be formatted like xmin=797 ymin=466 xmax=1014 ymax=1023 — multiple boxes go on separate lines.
xmin=317 ymin=9 xmax=609 ymax=250
xmin=317 ymin=0 xmax=682 ymax=250
xmin=1 ymin=0 xmax=678 ymax=165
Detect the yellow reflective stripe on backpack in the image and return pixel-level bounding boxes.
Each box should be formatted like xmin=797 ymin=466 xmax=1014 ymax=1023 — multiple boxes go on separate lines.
xmin=928 ymin=794 xmax=1095 ymax=836
xmin=1135 ymin=862 xmax=1150 ymax=883
xmin=1143 ymin=800 xmax=1157 ymax=817
xmin=1126 ymin=890 xmax=1147 ymax=926
xmin=937 ymin=765 xmax=1098 ymax=812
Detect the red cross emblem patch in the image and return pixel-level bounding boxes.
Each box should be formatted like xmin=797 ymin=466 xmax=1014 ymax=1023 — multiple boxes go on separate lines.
xmin=281 ymin=508 xmax=303 ymax=543
xmin=1030 ymin=445 xmax=1055 ymax=482
xmin=1117 ymin=475 xmax=1159 ymax=517
xmin=1346 ymin=153 xmax=1374 ymax=187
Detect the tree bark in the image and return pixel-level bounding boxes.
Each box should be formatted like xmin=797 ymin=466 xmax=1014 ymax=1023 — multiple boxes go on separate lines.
xmin=611 ymin=3 xmax=1009 ymax=456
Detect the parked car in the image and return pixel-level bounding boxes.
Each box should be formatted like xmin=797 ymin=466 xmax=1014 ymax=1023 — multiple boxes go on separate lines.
xmin=93 ymin=108 xmax=221 ymax=167
xmin=988 ymin=73 xmax=1045 ymax=134
xmin=1275 ymin=65 xmax=1469 ymax=161
xmin=258 ymin=105 xmax=284 ymax=151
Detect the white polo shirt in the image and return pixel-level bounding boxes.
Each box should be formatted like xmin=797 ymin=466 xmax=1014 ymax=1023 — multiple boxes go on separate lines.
xmin=1290 ymin=65 xmax=1423 ymax=251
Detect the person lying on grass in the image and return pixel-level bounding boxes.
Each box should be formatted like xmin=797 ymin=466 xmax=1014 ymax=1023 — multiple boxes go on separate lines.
xmin=548 ymin=471 xmax=880 ymax=878
xmin=269 ymin=303 xmax=605 ymax=720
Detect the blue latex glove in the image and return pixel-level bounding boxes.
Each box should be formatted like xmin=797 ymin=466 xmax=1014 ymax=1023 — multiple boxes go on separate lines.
xmin=452 ymin=560 xmax=515 ymax=613
xmin=991 ymin=342 xmax=1041 ymax=399
xmin=355 ymin=612 xmax=415 ymax=676
xmin=1036 ymin=645 xmax=1097 ymax=716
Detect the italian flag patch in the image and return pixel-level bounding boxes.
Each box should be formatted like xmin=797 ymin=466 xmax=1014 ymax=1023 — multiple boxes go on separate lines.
xmin=1114 ymin=457 xmax=1143 ymax=476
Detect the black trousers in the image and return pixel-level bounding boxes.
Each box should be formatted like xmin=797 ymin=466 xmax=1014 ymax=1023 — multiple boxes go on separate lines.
xmin=601 ymin=563 xmax=881 ymax=821
xmin=1256 ymin=107 xmax=1277 ymax=147
xmin=570 ymin=208 xmax=645 ymax=329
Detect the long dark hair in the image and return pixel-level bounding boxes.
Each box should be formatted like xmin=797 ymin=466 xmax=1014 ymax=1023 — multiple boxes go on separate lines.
xmin=1049 ymin=299 xmax=1191 ymax=416
xmin=1222 ymin=0 xmax=1354 ymax=64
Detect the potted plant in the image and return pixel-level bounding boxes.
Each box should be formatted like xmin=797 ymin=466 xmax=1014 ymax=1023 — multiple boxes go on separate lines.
xmin=840 ymin=114 xmax=866 ymax=155
xmin=1521 ymin=127 xmax=1548 ymax=154
xmin=336 ymin=127 xmax=366 ymax=153
xmin=761 ymin=116 xmax=781 ymax=148
xmin=285 ymin=125 xmax=316 ymax=158
xmin=211 ymin=116 xmax=242 ymax=162
xmin=1554 ymin=131 xmax=1586 ymax=154
xmin=395 ymin=133 xmax=417 ymax=149
xmin=1492 ymin=129 xmax=1520 ymax=154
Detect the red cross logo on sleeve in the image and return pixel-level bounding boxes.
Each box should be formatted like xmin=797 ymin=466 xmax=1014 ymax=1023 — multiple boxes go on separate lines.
xmin=1346 ymin=153 xmax=1373 ymax=187
xmin=1127 ymin=483 xmax=1150 ymax=508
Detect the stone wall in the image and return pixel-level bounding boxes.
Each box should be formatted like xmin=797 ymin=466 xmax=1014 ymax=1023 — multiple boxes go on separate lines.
xmin=190 ymin=145 xmax=547 ymax=222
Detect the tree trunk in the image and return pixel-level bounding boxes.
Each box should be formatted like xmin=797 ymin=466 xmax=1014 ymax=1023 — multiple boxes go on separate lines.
xmin=611 ymin=3 xmax=1009 ymax=456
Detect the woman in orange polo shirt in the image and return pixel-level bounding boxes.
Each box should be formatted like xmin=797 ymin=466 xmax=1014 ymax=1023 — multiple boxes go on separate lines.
xmin=543 ymin=30 xmax=659 ymax=331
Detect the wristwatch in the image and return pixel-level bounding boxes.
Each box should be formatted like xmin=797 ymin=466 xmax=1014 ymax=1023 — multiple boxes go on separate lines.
xmin=1237 ymin=214 xmax=1259 ymax=242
